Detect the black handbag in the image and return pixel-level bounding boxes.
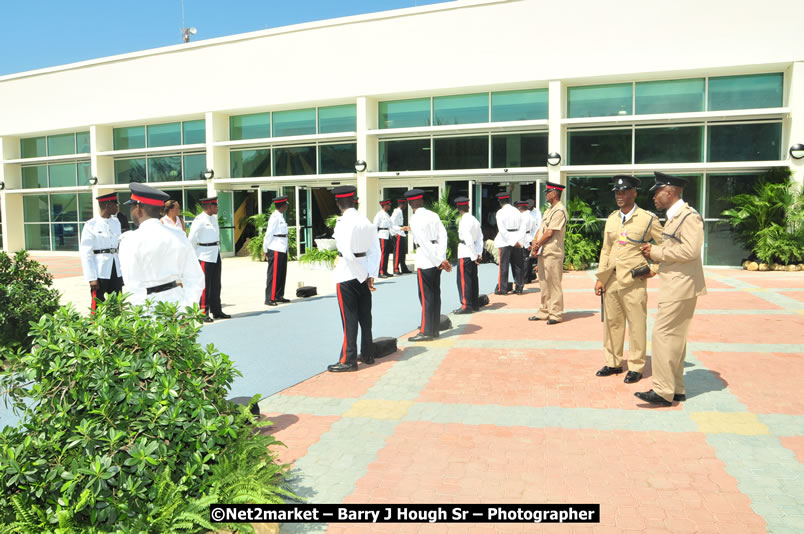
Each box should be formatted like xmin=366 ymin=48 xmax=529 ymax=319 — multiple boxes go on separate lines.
xmin=295 ymin=286 xmax=317 ymax=298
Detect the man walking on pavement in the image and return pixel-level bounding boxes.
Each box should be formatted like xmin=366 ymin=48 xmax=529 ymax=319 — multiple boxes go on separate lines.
xmin=528 ymin=182 xmax=568 ymax=324
xmin=188 ymin=196 xmax=230 ymax=322
xmin=263 ymin=196 xmax=291 ymax=306
xmin=493 ymin=191 xmax=527 ymax=295
xmin=373 ymin=199 xmax=393 ymax=278
xmin=391 ymin=198 xmax=412 ymax=274
xmin=453 ymin=196 xmax=483 ymax=314
xmin=80 ymin=192 xmax=123 ymax=312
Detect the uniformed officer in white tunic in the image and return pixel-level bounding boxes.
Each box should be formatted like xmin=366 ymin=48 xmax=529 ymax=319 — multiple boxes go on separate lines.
xmin=79 ymin=192 xmax=123 ymax=312
xmin=373 ymin=199 xmax=393 ymax=278
xmin=516 ymin=200 xmax=536 ymax=287
xmin=454 ymin=196 xmax=483 ymax=314
xmin=118 ymin=183 xmax=204 ymax=312
xmin=493 ymin=192 xmax=527 ymax=295
xmin=390 ymin=198 xmax=412 ymax=274
xmin=263 ymin=196 xmax=290 ymax=306
xmin=188 ymin=196 xmax=230 ymax=322
xmin=406 ymin=189 xmax=451 ymax=342
xmin=327 ymin=186 xmax=381 ymax=372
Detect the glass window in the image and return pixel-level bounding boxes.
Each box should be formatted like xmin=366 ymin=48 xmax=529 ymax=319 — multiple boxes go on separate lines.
xmin=433 ymin=93 xmax=488 ymax=126
xmin=632 ymin=173 xmax=701 ymax=214
xmin=635 ymin=78 xmax=705 ymax=115
xmin=78 ymin=193 xmax=94 ymax=221
xmin=708 ymin=73 xmax=783 ymax=111
xmin=148 ymin=155 xmax=182 ymax=182
xmin=273 ymin=146 xmax=317 ymax=176
xmin=272 ymin=109 xmax=316 ymax=137
xmin=76 ymin=131 xmax=91 ymax=153
xmin=50 ymin=193 xmax=78 ymax=222
xmin=52 ymin=223 xmax=80 ymax=251
xmin=48 ymin=163 xmax=77 ymax=188
xmin=182 ymin=120 xmax=206 ymax=144
xmin=433 ymin=136 xmax=489 ymax=170
xmin=230 ymin=149 xmax=271 ymax=178
xmin=22 ymin=166 xmax=48 ymax=189
xmin=634 ymin=126 xmax=703 ymax=163
xmin=704 ymin=222 xmax=750 ymax=265
xmin=230 ymin=112 xmax=270 ymax=141
xmin=184 ymin=189 xmax=207 ymax=216
xmin=491 ymin=89 xmax=549 ymax=122
xmin=378 ymin=139 xmax=431 ymax=172
xmin=491 ymin=133 xmax=548 ymax=168
xmin=21 ymin=137 xmax=46 ymax=158
xmin=319 ymin=143 xmax=356 ymax=174
xmin=114 ymin=158 xmax=147 ymax=184
xmin=707 ymin=123 xmax=781 ymax=162
xmin=25 ymin=224 xmax=50 ymax=250
xmin=147 ymin=122 xmax=181 ymax=148
xmin=567 ymin=129 xmax=632 ymax=165
xmin=568 ymin=83 xmax=632 ymax=118
xmin=113 ymin=126 xmax=146 ymax=150
xmin=318 ymin=104 xmax=356 ymax=134
xmin=23 ymin=195 xmax=49 ymax=222
xmin=48 ymin=133 xmax=76 ymax=156
xmin=183 ymin=153 xmax=206 ymax=181
xmin=706 ymin=172 xmax=762 ymax=219
xmin=77 ymin=161 xmax=92 ymax=186
xmin=379 ymin=98 xmax=430 ymax=129
xmin=567 ymin=176 xmax=614 ymax=218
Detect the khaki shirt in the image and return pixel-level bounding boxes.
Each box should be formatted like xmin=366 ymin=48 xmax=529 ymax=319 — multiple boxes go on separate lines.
xmin=536 ymin=201 xmax=568 ymax=257
xmin=598 ymin=206 xmax=663 ymax=290
xmin=649 ymin=203 xmax=707 ymax=302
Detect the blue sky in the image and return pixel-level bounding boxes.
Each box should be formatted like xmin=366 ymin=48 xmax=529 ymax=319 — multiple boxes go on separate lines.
xmin=0 ymin=0 xmax=449 ymax=76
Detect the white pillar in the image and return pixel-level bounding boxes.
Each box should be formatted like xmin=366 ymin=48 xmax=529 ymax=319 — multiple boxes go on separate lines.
xmin=548 ymin=80 xmax=565 ymax=186
xmin=356 ymin=96 xmax=378 ymax=218
xmin=787 ymin=62 xmax=804 ymax=188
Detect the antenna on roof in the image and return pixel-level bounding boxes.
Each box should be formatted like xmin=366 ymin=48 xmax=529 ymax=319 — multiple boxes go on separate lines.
xmin=181 ymin=0 xmax=197 ymax=43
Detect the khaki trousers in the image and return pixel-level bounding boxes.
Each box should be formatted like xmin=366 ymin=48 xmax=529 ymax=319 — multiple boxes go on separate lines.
xmin=537 ymin=254 xmax=564 ymax=321
xmin=651 ymin=297 xmax=698 ymax=402
xmin=603 ymin=283 xmax=648 ymax=372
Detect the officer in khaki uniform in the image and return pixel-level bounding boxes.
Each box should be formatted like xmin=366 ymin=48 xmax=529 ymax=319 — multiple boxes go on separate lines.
xmin=594 ymin=176 xmax=663 ymax=384
xmin=528 ymin=182 xmax=568 ymax=324
xmin=635 ymin=172 xmax=707 ymax=406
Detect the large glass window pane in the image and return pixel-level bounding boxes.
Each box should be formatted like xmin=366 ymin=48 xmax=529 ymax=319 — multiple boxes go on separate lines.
xmin=491 ymin=89 xmax=549 ymax=122
xmin=433 ymin=93 xmax=488 ymax=126
xmin=568 ymin=83 xmax=632 ymax=118
xmin=491 ymin=133 xmax=548 ymax=168
xmin=704 ymin=222 xmax=750 ymax=266
xmin=48 ymin=163 xmax=77 ymax=188
xmin=184 ymin=189 xmax=207 ymax=217
xmin=635 ymin=78 xmax=705 ymax=115
xmin=273 ymin=146 xmax=316 ymax=176
xmin=272 ymin=109 xmax=316 ymax=137
xmin=229 ymin=113 xmax=270 ymax=140
xmin=148 ymin=155 xmax=182 ymax=182
xmin=51 ymin=193 xmax=78 ymax=222
xmin=433 ymin=136 xmax=488 ymax=170
xmin=25 ymin=225 xmax=50 ymax=250
xmin=634 ymin=173 xmax=701 ymax=214
xmin=708 ymin=73 xmax=783 ymax=111
xmin=217 ymin=191 xmax=234 ymax=254
xmin=230 ymin=149 xmax=271 ymax=178
xmin=114 ymin=158 xmax=147 ymax=184
xmin=76 ymin=131 xmax=91 ymax=153
xmin=379 ymin=98 xmax=430 ymax=129
xmin=77 ymin=161 xmax=92 ymax=186
xmin=567 ymin=176 xmax=613 ymax=218
xmin=78 ymin=193 xmax=94 ymax=221
xmin=567 ymin=129 xmax=632 ymax=165
xmin=22 ymin=166 xmax=48 ymax=189
xmin=708 ymin=123 xmax=782 ymax=162
xmin=48 ymin=133 xmax=76 ymax=156
xmin=634 ymin=126 xmax=703 ymax=163
xmin=378 ymin=139 xmax=431 ymax=171
xmin=23 ymin=195 xmax=49 ymax=222
xmin=21 ymin=137 xmax=46 ymax=158
xmin=319 ymin=143 xmax=357 ymax=174
xmin=706 ymin=173 xmax=762 ymax=219
xmin=182 ymin=120 xmax=206 ymax=144
xmin=52 ymin=223 xmax=80 ymax=251
xmin=318 ymin=104 xmax=356 ymax=134
xmin=147 ymin=122 xmax=181 ymax=148
xmin=113 ymin=126 xmax=146 ymax=150
xmin=183 ymin=153 xmax=206 ymax=181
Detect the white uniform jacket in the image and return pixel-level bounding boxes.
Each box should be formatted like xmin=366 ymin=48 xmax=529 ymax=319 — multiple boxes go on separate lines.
xmin=494 ymin=204 xmax=527 ymax=248
xmin=530 ymin=208 xmax=543 ymax=234
xmin=187 ymin=212 xmax=221 ymax=262
xmin=519 ymin=211 xmax=535 ymax=247
xmin=332 ymin=208 xmax=381 ymax=284
xmin=390 ymin=207 xmax=406 ymax=237
xmin=263 ymin=210 xmax=289 ymax=253
xmin=457 ymin=213 xmax=483 ymax=260
xmin=409 ymin=207 xmax=448 ymax=270
xmin=79 ymin=216 xmax=122 ymax=282
xmin=373 ymin=210 xmax=392 ymax=240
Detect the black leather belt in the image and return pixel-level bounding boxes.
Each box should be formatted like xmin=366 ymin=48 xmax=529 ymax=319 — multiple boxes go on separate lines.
xmin=199 ymin=241 xmax=219 ymax=247
xmin=506 ymin=228 xmax=518 ymax=231
xmin=274 ymin=234 xmax=287 ymax=237
xmin=146 ymin=281 xmax=178 ymax=294
xmin=338 ymin=252 xmax=367 ymax=257
xmin=93 ymin=248 xmax=118 ymax=254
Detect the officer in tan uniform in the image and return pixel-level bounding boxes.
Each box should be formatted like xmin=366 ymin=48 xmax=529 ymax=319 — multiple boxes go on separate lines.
xmin=635 ymin=172 xmax=707 ymax=406
xmin=594 ymin=176 xmax=664 ymax=384
xmin=528 ymin=182 xmax=568 ymax=325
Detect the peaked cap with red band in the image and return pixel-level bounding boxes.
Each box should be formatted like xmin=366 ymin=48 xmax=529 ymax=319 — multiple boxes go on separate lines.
xmin=200 ymin=197 xmax=218 ymax=204
xmin=96 ymin=193 xmax=118 ymax=203
xmin=515 ymin=200 xmax=529 ymax=207
xmin=273 ymin=196 xmax=289 ymax=205
xmin=379 ymin=199 xmax=392 ymax=206
xmin=545 ymin=182 xmax=566 ymax=191
xmin=396 ymin=198 xmax=407 ymax=203
xmin=454 ymin=196 xmax=470 ymax=206
xmin=403 ymin=188 xmax=425 ymax=201
xmin=496 ymin=191 xmax=512 ymax=201
xmin=124 ymin=183 xmax=170 ymax=206
xmin=332 ymin=186 xmax=356 ymax=198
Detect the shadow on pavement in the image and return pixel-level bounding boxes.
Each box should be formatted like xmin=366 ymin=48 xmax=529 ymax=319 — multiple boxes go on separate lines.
xmin=685 ymin=368 xmax=727 ymax=399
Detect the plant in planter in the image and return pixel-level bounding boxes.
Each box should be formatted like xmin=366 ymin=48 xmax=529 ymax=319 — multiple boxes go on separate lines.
xmin=298 ymin=248 xmax=339 ymax=270
xmin=563 ymin=198 xmax=601 ymax=271
xmin=245 ymin=205 xmax=298 ymax=262
xmin=428 ymin=187 xmax=460 ymax=263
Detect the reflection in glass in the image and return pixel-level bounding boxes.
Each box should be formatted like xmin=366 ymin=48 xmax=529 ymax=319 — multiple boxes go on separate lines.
xmin=491 ymin=89 xmax=548 ymax=122
xmin=379 ymin=139 xmax=431 ymax=171
xmin=569 ymin=174 xmax=701 ymax=219
xmin=319 ymin=105 xmax=357 ymax=133
xmin=78 ymin=193 xmax=94 ymax=221
xmin=708 ymin=123 xmax=781 ymax=162
xmin=25 ymin=224 xmax=51 ymax=250
xmin=113 ymin=126 xmax=146 ymax=150
xmin=22 ymin=166 xmax=48 ymax=189
xmin=635 ymin=78 xmax=705 ymax=115
xmin=230 ymin=113 xmax=270 ymax=141
xmin=568 ymin=83 xmax=632 ymax=118
xmin=148 ymin=156 xmax=182 ymax=182
xmin=568 ymin=129 xmax=632 ymax=165
xmin=147 ymin=123 xmax=182 ymax=148
xmin=48 ymin=163 xmax=78 ymax=188
xmin=274 ymin=146 xmax=316 ymax=176
xmin=230 ymin=149 xmax=271 ymax=178
xmin=433 ymin=136 xmax=488 ymax=170
xmin=273 ymin=109 xmax=316 ymax=137
xmin=634 ymin=126 xmax=703 ymax=163
xmin=52 ymin=223 xmax=80 ymax=251
xmin=23 ymin=195 xmax=49 ymax=223
xmin=708 ymin=73 xmax=783 ymax=111
xmin=706 ymin=173 xmax=762 ymax=219
xmin=433 ymin=93 xmax=488 ymax=126
xmin=114 ymin=158 xmax=147 ymax=184
xmin=184 ymin=189 xmax=207 ymax=217
xmin=319 ymin=143 xmax=356 ymax=174
xmin=183 ymin=153 xmax=206 ymax=181
xmin=76 ymin=131 xmax=91 ymax=153
xmin=21 ymin=137 xmax=46 ymax=158
xmin=705 ymin=222 xmax=750 ymax=265
xmin=48 ymin=133 xmax=76 ymax=156
xmin=182 ymin=120 xmax=206 ymax=144
xmin=491 ymin=133 xmax=548 ymax=167
xmin=50 ymin=193 xmax=78 ymax=222
xmin=379 ymin=98 xmax=430 ymax=129
xmin=77 ymin=162 xmax=92 ymax=186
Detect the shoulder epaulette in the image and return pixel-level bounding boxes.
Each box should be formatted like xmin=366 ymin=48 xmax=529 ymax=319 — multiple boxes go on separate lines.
xmin=609 ymin=210 xmax=619 ymax=217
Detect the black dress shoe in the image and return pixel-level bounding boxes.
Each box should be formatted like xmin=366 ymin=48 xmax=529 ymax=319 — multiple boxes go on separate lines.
xmin=595 ymin=366 xmax=623 ymax=377
xmin=213 ymin=312 xmax=231 ymax=319
xmin=514 ymin=288 xmax=523 ymax=295
xmin=528 ymin=315 xmax=545 ymax=321
xmin=327 ymin=362 xmax=358 ymax=372
xmin=624 ymin=371 xmax=642 ymax=384
xmin=378 ymin=274 xmax=389 ymax=279
xmin=408 ymin=333 xmax=434 ymax=342
xmin=452 ymin=307 xmax=472 ymax=315
xmin=358 ymin=355 xmax=375 ymax=365
xmin=494 ymin=291 xmax=507 ymax=296
xmin=277 ymin=297 xmax=291 ymax=303
xmin=634 ymin=390 xmax=672 ymax=406
xmin=202 ymin=316 xmax=214 ymax=323
xmin=546 ymin=319 xmax=560 ymax=325
xmin=266 ymin=300 xmax=278 ymax=306
xmin=673 ymin=394 xmax=686 ymax=402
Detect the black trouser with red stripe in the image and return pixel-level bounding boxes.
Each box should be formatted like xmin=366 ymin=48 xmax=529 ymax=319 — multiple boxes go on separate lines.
xmin=497 ymin=245 xmax=524 ymax=293
xmin=456 ymin=257 xmax=479 ymax=311
xmin=417 ymin=267 xmax=441 ymax=337
xmin=200 ymin=252 xmax=223 ymax=315
xmin=90 ymin=262 xmax=123 ymax=313
xmin=265 ymin=250 xmax=287 ymax=303
xmin=336 ymin=278 xmax=374 ymax=365
xmin=379 ymin=238 xmax=391 ymax=275
xmin=394 ymin=235 xmax=411 ymax=273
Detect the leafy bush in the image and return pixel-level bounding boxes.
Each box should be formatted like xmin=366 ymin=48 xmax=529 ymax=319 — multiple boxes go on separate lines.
xmin=298 ymin=248 xmax=338 ymax=269
xmin=563 ymin=198 xmax=601 ymax=270
xmin=0 ymin=295 xmax=295 ymax=533
xmin=428 ymin=187 xmax=460 ymax=262
xmin=0 ymin=251 xmax=61 ymax=351
xmin=246 ymin=206 xmax=298 ymax=262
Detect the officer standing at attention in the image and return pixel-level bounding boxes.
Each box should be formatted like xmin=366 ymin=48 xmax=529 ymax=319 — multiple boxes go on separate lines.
xmin=635 ymin=172 xmax=707 ymax=406
xmin=263 ymin=196 xmax=291 ymax=306
xmin=406 ymin=189 xmax=451 ymax=342
xmin=119 ymin=183 xmax=204 ymax=311
xmin=493 ymin=192 xmax=527 ymax=295
xmin=79 ymin=192 xmax=123 ymax=312
xmin=453 ymin=196 xmax=483 ymax=314
xmin=391 ymin=198 xmax=412 ymax=274
xmin=516 ymin=200 xmax=535 ymax=286
xmin=594 ymin=176 xmax=663 ymax=384
xmin=529 ymin=182 xmax=568 ymax=324
xmin=188 ymin=197 xmax=230 ymax=322
xmin=327 ymin=186 xmax=381 ymax=372
xmin=373 ymin=199 xmax=393 ymax=278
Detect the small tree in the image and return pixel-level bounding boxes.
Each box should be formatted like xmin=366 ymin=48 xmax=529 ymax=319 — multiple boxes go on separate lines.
xmin=563 ymin=198 xmax=602 ymax=270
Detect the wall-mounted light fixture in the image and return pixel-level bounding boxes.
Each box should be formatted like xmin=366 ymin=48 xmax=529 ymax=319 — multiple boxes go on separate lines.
xmin=547 ymin=152 xmax=562 ymax=166
xmin=202 ymin=169 xmax=215 ymax=180
xmin=0 ymin=181 xmax=5 ymax=190
xmin=790 ymin=144 xmax=804 ymax=160
xmin=354 ymin=160 xmax=367 ymax=173
xmin=89 ymin=176 xmax=99 ymax=185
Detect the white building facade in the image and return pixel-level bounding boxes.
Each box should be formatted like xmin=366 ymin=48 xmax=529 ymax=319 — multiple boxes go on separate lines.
xmin=1 ymin=0 xmax=802 ymax=264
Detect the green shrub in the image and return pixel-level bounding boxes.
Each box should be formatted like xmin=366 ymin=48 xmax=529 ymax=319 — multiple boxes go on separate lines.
xmin=0 ymin=251 xmax=61 ymax=351
xmin=298 ymin=248 xmax=338 ymax=269
xmin=428 ymin=187 xmax=460 ymax=262
xmin=0 ymin=295 xmax=295 ymax=533
xmin=563 ymin=198 xmax=601 ymax=270
xmin=246 ymin=207 xmax=298 ymax=262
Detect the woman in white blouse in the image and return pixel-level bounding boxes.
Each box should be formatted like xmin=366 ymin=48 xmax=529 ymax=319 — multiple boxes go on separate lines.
xmin=160 ymin=200 xmax=185 ymax=232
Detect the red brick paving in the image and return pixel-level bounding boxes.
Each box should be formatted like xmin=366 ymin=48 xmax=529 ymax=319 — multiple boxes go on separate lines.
xmin=686 ymin=315 xmax=804 ymax=345
xmin=30 ymin=255 xmax=83 ymax=279
xmin=261 ymin=413 xmax=340 ymax=466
